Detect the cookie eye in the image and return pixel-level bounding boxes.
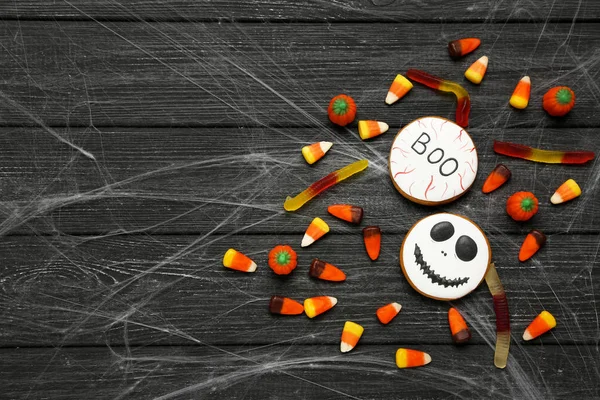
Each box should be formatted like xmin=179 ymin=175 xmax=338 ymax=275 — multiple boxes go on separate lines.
xmin=430 ymin=221 xmax=455 ymax=242
xmin=455 ymin=235 xmax=478 ymax=262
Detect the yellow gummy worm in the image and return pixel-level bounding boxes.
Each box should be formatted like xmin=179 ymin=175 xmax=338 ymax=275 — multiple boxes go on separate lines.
xmin=284 ymin=159 xmax=369 ymax=212
xmin=485 ymin=262 xmax=510 ymax=369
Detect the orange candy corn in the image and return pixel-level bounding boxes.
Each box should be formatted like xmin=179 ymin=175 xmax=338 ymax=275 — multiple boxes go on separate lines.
xmin=386 ymin=74 xmax=413 ymax=105
xmin=550 ymin=179 xmax=581 ymax=204
xmin=301 ymin=217 xmax=330 ymax=247
xmin=222 ymin=248 xmax=257 ymax=272
xmin=519 ymin=230 xmax=546 ymax=262
xmin=269 ymin=296 xmax=304 ymax=315
xmin=395 ymin=348 xmax=431 ymax=368
xmin=523 ymin=310 xmax=556 ymax=341
xmin=309 ymin=259 xmax=346 ymax=282
xmin=376 ymin=302 xmax=402 ymax=325
xmin=448 ymin=308 xmax=471 ymax=344
xmin=482 ymin=164 xmax=511 ymax=193
xmin=340 ymin=321 xmax=364 ymax=353
xmin=363 ymin=226 xmax=381 ymax=260
xmin=302 ymin=141 xmax=333 ymax=165
xmin=358 ymin=120 xmax=389 ymax=140
xmin=464 ymin=56 xmax=488 ymax=84
xmin=304 ymin=296 xmax=337 ymax=318
xmin=510 ymin=76 xmax=531 ymax=109
xmin=448 ymin=38 xmax=481 ymax=58
xmin=327 ymin=204 xmax=363 ymax=224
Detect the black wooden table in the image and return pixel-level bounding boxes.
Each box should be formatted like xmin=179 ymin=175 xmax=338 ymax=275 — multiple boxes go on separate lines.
xmin=1 ymin=1 xmax=599 ymax=399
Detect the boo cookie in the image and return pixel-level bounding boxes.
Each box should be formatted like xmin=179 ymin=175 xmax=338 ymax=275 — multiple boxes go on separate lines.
xmin=400 ymin=213 xmax=491 ymax=301
xmin=389 ymin=116 xmax=478 ymax=205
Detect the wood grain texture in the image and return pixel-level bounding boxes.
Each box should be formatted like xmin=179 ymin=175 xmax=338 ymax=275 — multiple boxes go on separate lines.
xmin=1 ymin=127 xmax=598 ymax=235
xmin=0 ymin=0 xmax=598 ymax=21
xmin=1 ymin=22 xmax=599 ymax=128
xmin=2 ymin=345 xmax=599 ymax=399
xmin=1 ymin=234 xmax=597 ymax=346
xmin=1 ymin=4 xmax=599 ymax=399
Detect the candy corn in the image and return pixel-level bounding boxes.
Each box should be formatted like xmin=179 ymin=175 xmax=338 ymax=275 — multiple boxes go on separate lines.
xmin=509 ymin=76 xmax=531 ymax=109
xmin=482 ymin=164 xmax=511 ymax=193
xmin=550 ymin=179 xmax=581 ymax=204
xmin=395 ymin=348 xmax=431 ymax=368
xmin=519 ymin=230 xmax=546 ymax=262
xmin=523 ymin=310 xmax=556 ymax=341
xmin=309 ymin=259 xmax=346 ymax=282
xmin=327 ymin=204 xmax=363 ymax=224
xmin=269 ymin=296 xmax=304 ymax=315
xmin=340 ymin=321 xmax=364 ymax=353
xmin=376 ymin=302 xmax=402 ymax=325
xmin=448 ymin=38 xmax=481 ymax=58
xmin=448 ymin=307 xmax=471 ymax=344
xmin=301 ymin=217 xmax=330 ymax=247
xmin=464 ymin=55 xmax=488 ymax=84
xmin=358 ymin=120 xmax=389 ymax=140
xmin=304 ymin=296 xmax=337 ymax=318
xmin=222 ymin=248 xmax=257 ymax=272
xmin=302 ymin=141 xmax=333 ymax=165
xmin=386 ymin=74 xmax=413 ymax=105
xmin=363 ymin=226 xmax=381 ymax=260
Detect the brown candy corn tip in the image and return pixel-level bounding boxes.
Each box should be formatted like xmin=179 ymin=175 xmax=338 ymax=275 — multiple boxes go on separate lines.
xmin=309 ymin=259 xmax=346 ymax=282
xmin=363 ymin=226 xmax=382 ymax=261
xmin=482 ymin=164 xmax=511 ymax=194
xmin=448 ymin=38 xmax=481 ymax=58
xmin=269 ymin=296 xmax=304 ymax=315
xmin=448 ymin=307 xmax=471 ymax=344
xmin=518 ymin=230 xmax=546 ymax=262
xmin=328 ymin=204 xmax=364 ymax=224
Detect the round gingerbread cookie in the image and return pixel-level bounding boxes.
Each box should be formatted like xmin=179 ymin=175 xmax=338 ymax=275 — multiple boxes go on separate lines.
xmin=389 ymin=116 xmax=478 ymax=205
xmin=400 ymin=213 xmax=491 ymax=301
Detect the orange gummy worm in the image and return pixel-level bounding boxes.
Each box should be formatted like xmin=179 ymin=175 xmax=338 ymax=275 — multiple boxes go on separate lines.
xmin=284 ymin=160 xmax=369 ymax=211
xmin=406 ymin=69 xmax=471 ymax=127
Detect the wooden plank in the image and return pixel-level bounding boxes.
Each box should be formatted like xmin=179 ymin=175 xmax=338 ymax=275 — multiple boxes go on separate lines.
xmin=1 ymin=0 xmax=599 ymax=22
xmin=1 ymin=22 xmax=599 ymax=128
xmin=1 ymin=127 xmax=598 ymax=235
xmin=2 ymin=345 xmax=599 ymax=399
xmin=1 ymin=234 xmax=597 ymax=346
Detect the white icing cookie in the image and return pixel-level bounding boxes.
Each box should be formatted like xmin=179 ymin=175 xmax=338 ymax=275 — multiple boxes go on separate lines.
xmin=400 ymin=213 xmax=491 ymax=301
xmin=389 ymin=116 xmax=478 ymax=205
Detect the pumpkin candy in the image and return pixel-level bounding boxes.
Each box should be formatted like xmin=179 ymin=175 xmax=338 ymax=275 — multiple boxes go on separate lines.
xmin=268 ymin=245 xmax=297 ymax=275
xmin=328 ymin=94 xmax=356 ymax=126
xmin=542 ymin=86 xmax=575 ymax=117
xmin=506 ymin=191 xmax=539 ymax=221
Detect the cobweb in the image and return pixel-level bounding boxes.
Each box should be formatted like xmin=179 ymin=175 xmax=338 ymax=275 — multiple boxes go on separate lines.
xmin=0 ymin=0 xmax=599 ymax=399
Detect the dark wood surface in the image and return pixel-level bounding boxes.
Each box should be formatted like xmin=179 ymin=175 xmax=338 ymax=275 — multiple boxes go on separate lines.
xmin=1 ymin=1 xmax=599 ymax=399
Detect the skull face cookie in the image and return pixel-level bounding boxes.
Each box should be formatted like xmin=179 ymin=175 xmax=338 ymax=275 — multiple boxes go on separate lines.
xmin=400 ymin=213 xmax=491 ymax=301
xmin=389 ymin=116 xmax=478 ymax=205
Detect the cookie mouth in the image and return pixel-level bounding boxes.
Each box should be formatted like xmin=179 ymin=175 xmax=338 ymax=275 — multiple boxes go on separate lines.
xmin=414 ymin=244 xmax=469 ymax=288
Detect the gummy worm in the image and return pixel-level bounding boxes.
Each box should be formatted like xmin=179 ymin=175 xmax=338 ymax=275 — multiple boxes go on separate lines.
xmin=406 ymin=69 xmax=471 ymax=128
xmin=494 ymin=140 xmax=595 ymax=164
xmin=485 ymin=262 xmax=510 ymax=369
xmin=284 ymin=159 xmax=368 ymax=211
